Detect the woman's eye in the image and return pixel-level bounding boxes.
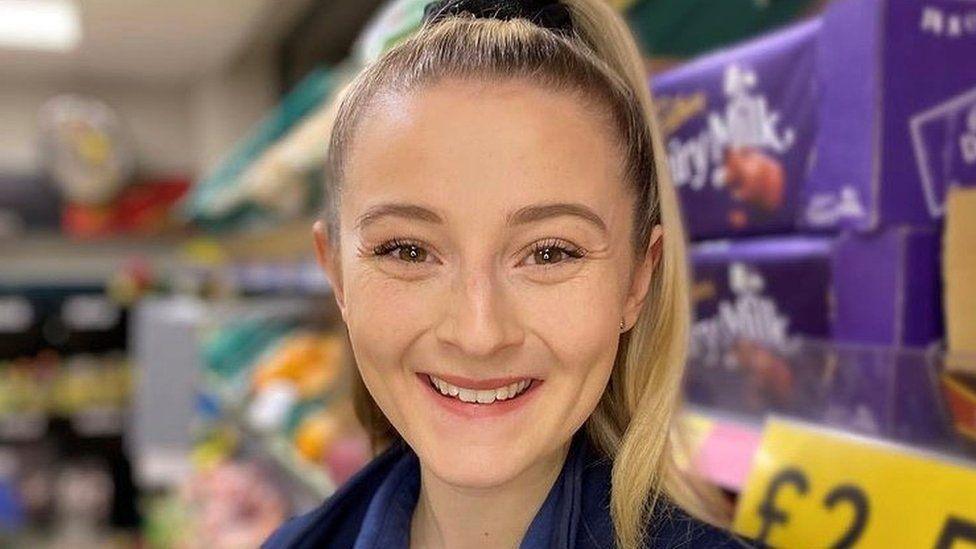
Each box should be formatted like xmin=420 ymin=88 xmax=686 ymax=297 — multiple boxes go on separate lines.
xmin=373 ymin=239 xmax=432 ymax=264
xmin=370 ymin=238 xmax=586 ymax=269
xmin=523 ymin=239 xmax=587 ymax=268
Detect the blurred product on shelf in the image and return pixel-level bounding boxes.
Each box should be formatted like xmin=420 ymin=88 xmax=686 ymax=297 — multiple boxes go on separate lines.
xmin=197 ymin=315 xmax=369 ymax=496
xmin=624 ymin=0 xmax=822 ymax=61
xmin=941 ymin=369 xmax=976 ymax=447
xmin=182 ymin=68 xmax=341 ymax=231
xmin=691 ymin=227 xmax=942 ymax=351
xmin=943 ymin=186 xmax=976 ymax=447
xmin=806 ymin=0 xmax=976 ymax=232
xmin=652 ymin=0 xmax=976 ymax=240
xmin=251 ymin=331 xmax=343 ymax=400
xmin=686 ymin=336 xmax=952 ymax=447
xmin=0 ymin=353 xmax=131 ymax=438
xmin=34 ymin=95 xmax=192 ymax=239
xmin=61 ymin=177 xmax=190 ymax=239
xmin=352 ymin=0 xmax=429 ymax=65
xmin=0 ymin=175 xmax=62 ymax=236
xmin=944 ymin=187 xmax=976 ymax=356
xmin=134 ymin=297 xmax=369 ymax=548
xmin=652 ymin=20 xmax=819 ymax=240
xmin=38 ymin=95 xmax=134 ymax=208
xmin=183 ymin=460 xmax=289 ymax=548
xmin=143 ymin=458 xmax=288 ymax=549
xmin=687 ymin=224 xmax=952 ymax=451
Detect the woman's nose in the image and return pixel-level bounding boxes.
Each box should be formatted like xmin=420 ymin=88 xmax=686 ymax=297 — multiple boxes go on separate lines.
xmin=435 ymin=267 xmax=524 ymax=358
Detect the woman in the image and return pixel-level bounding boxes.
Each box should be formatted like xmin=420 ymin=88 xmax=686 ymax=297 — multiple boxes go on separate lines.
xmin=265 ymin=0 xmax=752 ymax=547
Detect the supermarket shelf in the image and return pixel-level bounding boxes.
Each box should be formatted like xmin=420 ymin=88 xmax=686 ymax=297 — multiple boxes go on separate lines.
xmin=682 ymin=339 xmax=976 ymax=491
xmin=0 ymin=232 xmax=183 ymax=286
xmin=0 ymin=222 xmax=331 ymax=294
xmin=236 ymin=415 xmax=335 ymax=505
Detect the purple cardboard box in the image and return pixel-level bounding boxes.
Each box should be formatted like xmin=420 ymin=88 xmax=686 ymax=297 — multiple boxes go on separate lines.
xmin=652 ymin=20 xmax=820 ymax=240
xmin=803 ymin=0 xmax=976 ymax=231
xmin=690 ymin=227 xmax=942 ymax=350
xmin=686 ymin=229 xmax=946 ymax=441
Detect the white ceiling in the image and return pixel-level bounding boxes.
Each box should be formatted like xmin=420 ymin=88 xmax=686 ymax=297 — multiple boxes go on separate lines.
xmin=0 ymin=0 xmax=309 ymax=84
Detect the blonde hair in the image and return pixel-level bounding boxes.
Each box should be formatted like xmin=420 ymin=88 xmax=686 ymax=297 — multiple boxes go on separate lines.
xmin=323 ymin=1 xmax=732 ymax=546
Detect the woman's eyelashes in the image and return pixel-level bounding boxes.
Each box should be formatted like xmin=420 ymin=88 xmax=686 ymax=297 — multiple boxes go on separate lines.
xmin=521 ymin=238 xmax=587 ymax=268
xmin=366 ymin=237 xmax=588 ymax=270
xmin=371 ymin=238 xmax=434 ymax=265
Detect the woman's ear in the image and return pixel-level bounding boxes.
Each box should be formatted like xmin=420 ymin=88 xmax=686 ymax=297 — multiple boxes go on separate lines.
xmin=313 ymin=220 xmax=347 ymax=319
xmin=622 ymin=225 xmax=663 ymax=329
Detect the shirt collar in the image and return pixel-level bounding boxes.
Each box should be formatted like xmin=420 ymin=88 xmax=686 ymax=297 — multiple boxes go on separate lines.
xmin=353 ymin=431 xmax=591 ymax=549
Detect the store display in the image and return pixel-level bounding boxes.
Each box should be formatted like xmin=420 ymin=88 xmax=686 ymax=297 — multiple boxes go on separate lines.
xmin=691 ymin=227 xmax=942 ymax=351
xmin=804 ymin=0 xmax=976 ymax=231
xmin=652 ymin=20 xmax=819 ymax=240
xmin=183 ymin=68 xmax=339 ymax=230
xmin=687 ymin=226 xmax=950 ymax=447
xmin=195 ymin=314 xmax=369 ymax=501
xmin=1 ymin=0 xmax=973 ymax=546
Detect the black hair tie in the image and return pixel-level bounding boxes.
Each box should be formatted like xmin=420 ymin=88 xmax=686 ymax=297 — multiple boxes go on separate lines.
xmin=422 ymin=0 xmax=574 ymax=37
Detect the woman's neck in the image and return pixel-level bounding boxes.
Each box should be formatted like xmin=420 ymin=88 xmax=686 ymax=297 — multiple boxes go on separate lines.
xmin=409 ymin=439 xmax=573 ymax=549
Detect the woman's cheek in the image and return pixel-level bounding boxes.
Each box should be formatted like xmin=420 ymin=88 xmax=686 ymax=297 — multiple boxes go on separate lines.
xmin=521 ymin=270 xmax=620 ymax=343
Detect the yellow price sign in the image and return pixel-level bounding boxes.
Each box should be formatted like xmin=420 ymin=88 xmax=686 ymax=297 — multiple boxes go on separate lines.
xmin=733 ymin=419 xmax=976 ymax=548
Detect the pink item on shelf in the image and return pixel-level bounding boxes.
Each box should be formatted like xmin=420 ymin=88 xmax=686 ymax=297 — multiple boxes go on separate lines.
xmin=324 ymin=435 xmax=371 ymax=486
xmin=691 ymin=421 xmax=763 ymax=491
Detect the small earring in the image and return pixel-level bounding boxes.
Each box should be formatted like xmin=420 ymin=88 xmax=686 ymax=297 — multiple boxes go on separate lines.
xmin=619 ymin=318 xmax=626 ymax=331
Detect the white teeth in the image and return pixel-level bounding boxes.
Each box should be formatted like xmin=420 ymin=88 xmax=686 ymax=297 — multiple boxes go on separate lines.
xmin=428 ymin=375 xmax=532 ymax=404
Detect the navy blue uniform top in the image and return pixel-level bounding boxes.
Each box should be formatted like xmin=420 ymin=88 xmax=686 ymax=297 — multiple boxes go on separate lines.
xmin=263 ymin=430 xmax=753 ymax=548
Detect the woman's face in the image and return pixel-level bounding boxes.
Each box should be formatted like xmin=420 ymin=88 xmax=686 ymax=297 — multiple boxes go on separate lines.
xmin=315 ymin=79 xmax=660 ymax=488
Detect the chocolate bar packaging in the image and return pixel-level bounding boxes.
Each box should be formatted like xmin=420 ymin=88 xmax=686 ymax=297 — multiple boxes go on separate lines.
xmin=803 ymin=0 xmax=976 ymax=231
xmin=652 ymin=20 xmax=820 ymax=240
xmin=690 ymin=227 xmax=942 ymax=352
xmin=685 ymin=229 xmax=947 ymax=443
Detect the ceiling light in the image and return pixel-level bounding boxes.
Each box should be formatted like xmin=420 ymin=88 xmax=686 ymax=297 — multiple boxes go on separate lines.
xmin=0 ymin=0 xmax=80 ymax=52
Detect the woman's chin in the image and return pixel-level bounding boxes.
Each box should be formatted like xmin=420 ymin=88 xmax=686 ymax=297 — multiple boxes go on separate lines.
xmin=418 ymin=441 xmax=533 ymax=489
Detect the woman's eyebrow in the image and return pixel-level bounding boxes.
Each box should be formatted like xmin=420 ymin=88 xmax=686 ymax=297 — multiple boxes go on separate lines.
xmin=507 ymin=203 xmax=608 ymax=234
xmin=355 ymin=201 xmax=608 ymax=234
xmin=356 ymin=203 xmax=444 ymax=231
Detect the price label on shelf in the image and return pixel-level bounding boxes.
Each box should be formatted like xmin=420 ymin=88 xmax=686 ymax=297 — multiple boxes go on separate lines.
xmin=733 ymin=419 xmax=976 ymax=548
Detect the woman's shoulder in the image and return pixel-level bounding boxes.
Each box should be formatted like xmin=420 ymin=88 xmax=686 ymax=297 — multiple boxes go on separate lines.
xmin=642 ymin=500 xmax=755 ymax=549
xmin=575 ymin=445 xmax=751 ymax=548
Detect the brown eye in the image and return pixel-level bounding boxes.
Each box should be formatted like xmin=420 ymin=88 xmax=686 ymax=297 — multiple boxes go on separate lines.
xmin=524 ymin=238 xmax=587 ymax=267
xmin=534 ymin=246 xmax=565 ymax=265
xmin=373 ymin=239 xmax=432 ymax=264
xmin=398 ymin=244 xmax=427 ymax=263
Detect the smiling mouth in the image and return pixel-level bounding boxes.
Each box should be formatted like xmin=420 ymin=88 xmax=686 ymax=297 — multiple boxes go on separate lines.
xmin=424 ymin=373 xmax=536 ymax=405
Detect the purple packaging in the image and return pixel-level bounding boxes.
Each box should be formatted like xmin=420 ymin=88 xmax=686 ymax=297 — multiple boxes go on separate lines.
xmin=652 ymin=20 xmax=820 ymax=240
xmin=686 ymin=229 xmax=947 ymax=443
xmin=684 ymin=336 xmax=953 ymax=447
xmin=690 ymin=227 xmax=942 ymax=350
xmin=803 ymin=0 xmax=976 ymax=231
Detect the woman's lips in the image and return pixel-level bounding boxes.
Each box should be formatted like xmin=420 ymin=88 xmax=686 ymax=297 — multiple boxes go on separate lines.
xmin=414 ymin=372 xmax=542 ymax=420
xmin=422 ymin=372 xmax=535 ymax=391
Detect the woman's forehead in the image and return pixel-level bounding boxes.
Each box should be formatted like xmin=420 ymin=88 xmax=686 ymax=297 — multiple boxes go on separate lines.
xmin=341 ymin=79 xmax=629 ymax=226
